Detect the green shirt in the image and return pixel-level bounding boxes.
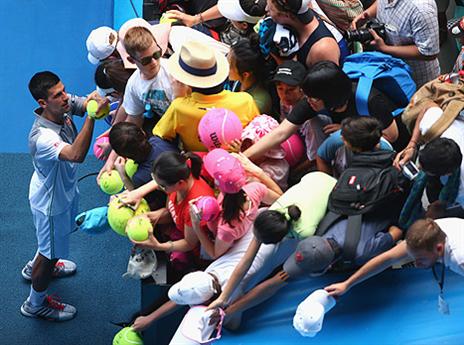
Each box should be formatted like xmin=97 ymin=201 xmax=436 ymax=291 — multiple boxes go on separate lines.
xmin=269 ymin=172 xmax=337 ymax=239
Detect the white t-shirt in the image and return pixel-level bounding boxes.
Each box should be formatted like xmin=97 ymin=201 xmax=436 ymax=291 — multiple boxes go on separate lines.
xmin=435 ymin=218 xmax=464 ymax=276
xmin=420 ymin=107 xmax=464 ymax=205
xmin=122 ymin=58 xmax=174 ymax=118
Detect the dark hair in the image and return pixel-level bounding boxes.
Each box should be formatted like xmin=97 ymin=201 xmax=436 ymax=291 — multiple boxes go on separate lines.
xmin=230 ymin=34 xmax=266 ymax=82
xmin=109 ymin=122 xmax=151 ymax=162
xmin=95 ymin=59 xmax=134 ymax=94
xmin=419 ymin=138 xmax=462 ymax=176
xmin=253 ymin=205 xmax=301 ymax=244
xmin=28 ymin=71 xmax=60 ymax=101
xmin=152 ymin=151 xmax=202 ymax=185
xmin=341 ymin=117 xmax=382 ymax=151
xmin=221 ymin=190 xmax=247 ymax=226
xmin=301 ymin=61 xmax=352 ymax=110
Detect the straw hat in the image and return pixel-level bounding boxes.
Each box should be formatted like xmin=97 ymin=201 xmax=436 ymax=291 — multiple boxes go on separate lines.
xmin=167 ymin=41 xmax=229 ymax=88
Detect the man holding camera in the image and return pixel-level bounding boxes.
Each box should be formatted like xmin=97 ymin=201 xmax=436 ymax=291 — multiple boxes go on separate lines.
xmin=353 ymin=0 xmax=440 ymax=87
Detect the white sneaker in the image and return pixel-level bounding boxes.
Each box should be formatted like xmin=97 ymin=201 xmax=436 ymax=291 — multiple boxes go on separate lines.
xmin=21 ymin=259 xmax=77 ymax=281
xmin=20 ymin=296 xmax=77 ymax=322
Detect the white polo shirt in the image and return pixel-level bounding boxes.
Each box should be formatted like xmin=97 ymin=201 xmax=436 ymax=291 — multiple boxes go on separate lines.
xmin=436 ymin=218 xmax=464 ymax=277
xmin=28 ymin=101 xmax=84 ymax=215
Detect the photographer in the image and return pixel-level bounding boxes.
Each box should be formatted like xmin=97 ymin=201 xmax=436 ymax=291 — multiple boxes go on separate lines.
xmin=352 ymin=0 xmax=440 ymax=87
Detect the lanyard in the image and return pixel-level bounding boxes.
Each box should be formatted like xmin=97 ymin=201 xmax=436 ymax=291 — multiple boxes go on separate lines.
xmin=432 ymin=261 xmax=446 ymax=294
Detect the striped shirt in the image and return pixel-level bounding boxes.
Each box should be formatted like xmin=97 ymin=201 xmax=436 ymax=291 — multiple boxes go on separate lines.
xmin=377 ymin=0 xmax=440 ymax=87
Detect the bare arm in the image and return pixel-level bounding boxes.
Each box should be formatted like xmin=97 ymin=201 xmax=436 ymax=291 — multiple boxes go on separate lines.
xmin=308 ymin=39 xmax=340 ymax=66
xmin=59 ymin=116 xmax=95 ymax=163
xmin=119 ymin=180 xmax=160 ymax=208
xmin=132 ymin=300 xmax=181 ymax=332
xmin=244 ymin=120 xmax=299 ymax=161
xmin=325 ymin=241 xmax=409 ymax=297
xmin=381 ymin=121 xmax=399 ymax=144
xmin=166 ymin=5 xmax=222 ymax=27
xmin=316 ymin=155 xmax=333 ymax=175
xmin=207 ymin=237 xmax=262 ymax=310
xmin=226 ymin=270 xmax=289 ymax=316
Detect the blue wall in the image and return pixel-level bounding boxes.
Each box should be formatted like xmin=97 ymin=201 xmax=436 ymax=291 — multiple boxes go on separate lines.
xmin=0 ymin=1 xmax=115 ymax=153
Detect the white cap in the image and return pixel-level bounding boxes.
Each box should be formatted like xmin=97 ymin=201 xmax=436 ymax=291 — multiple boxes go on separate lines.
xmin=293 ymin=289 xmax=336 ymax=337
xmin=217 ymin=0 xmax=266 ymax=24
xmin=168 ymin=271 xmax=216 ymax=305
xmin=86 ymin=26 xmax=118 ymax=64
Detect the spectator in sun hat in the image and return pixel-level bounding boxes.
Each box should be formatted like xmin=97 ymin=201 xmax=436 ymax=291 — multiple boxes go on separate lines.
xmin=153 ymin=40 xmax=259 ymax=152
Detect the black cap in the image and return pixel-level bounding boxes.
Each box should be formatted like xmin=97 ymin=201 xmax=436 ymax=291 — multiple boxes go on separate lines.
xmin=273 ymin=0 xmax=314 ymax=24
xmin=272 ymin=60 xmax=307 ymax=86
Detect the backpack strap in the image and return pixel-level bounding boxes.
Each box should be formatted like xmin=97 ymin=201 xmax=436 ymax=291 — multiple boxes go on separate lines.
xmin=342 ymin=214 xmax=363 ymax=265
xmin=315 ymin=211 xmax=343 ymax=236
xmin=355 ymin=76 xmax=373 ymax=116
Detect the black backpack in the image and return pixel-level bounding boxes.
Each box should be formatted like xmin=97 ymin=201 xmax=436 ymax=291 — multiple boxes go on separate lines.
xmin=316 ymin=150 xmax=405 ymax=266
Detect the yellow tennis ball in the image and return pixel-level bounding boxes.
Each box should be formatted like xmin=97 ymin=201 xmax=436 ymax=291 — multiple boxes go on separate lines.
xmin=113 ymin=327 xmax=143 ymax=345
xmin=125 ymin=159 xmax=139 ymax=178
xmin=134 ymin=198 xmax=150 ymax=216
xmin=107 ymin=198 xmax=135 ymax=236
xmin=87 ymin=99 xmax=110 ymax=120
xmin=126 ymin=216 xmax=152 ymax=241
xmin=100 ymin=170 xmax=124 ymax=195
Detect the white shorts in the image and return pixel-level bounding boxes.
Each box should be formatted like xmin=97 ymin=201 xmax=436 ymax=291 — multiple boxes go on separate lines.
xmin=31 ymin=200 xmax=78 ymax=260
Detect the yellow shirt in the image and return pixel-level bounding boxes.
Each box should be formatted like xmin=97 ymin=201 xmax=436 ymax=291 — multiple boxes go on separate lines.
xmin=153 ymin=90 xmax=260 ymax=152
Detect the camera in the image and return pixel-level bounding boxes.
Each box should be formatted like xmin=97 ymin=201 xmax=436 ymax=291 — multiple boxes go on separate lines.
xmin=402 ymin=161 xmax=420 ymax=180
xmin=345 ymin=20 xmax=387 ymax=43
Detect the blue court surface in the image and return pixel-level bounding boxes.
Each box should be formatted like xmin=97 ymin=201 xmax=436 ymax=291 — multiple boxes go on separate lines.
xmin=218 ymin=268 xmax=464 ymax=344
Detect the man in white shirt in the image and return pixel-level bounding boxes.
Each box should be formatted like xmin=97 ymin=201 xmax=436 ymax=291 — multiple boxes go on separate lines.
xmin=99 ymin=26 xmax=177 ymax=179
xmin=325 ymin=218 xmax=464 ymax=297
xmin=21 ymin=71 xmax=99 ymax=321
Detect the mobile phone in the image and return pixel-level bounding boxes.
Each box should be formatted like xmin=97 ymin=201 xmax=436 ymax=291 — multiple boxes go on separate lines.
xmin=402 ymin=161 xmax=420 ymax=180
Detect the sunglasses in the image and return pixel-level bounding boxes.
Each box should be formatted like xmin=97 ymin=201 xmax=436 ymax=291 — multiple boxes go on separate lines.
xmin=134 ymin=44 xmax=162 ymax=66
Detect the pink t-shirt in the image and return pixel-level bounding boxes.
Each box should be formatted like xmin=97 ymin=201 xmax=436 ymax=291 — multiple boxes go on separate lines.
xmin=213 ymin=182 xmax=268 ymax=243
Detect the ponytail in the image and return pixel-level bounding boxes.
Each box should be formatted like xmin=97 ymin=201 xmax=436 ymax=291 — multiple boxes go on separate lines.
xmin=253 ymin=205 xmax=301 ymax=244
xmin=221 ymin=189 xmax=247 ymax=226
xmin=152 ymin=151 xmax=203 ymax=185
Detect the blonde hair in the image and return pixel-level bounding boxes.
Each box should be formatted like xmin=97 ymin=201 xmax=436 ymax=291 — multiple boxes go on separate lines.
xmin=123 ymin=26 xmax=156 ymax=58
xmin=406 ymin=218 xmax=446 ymax=251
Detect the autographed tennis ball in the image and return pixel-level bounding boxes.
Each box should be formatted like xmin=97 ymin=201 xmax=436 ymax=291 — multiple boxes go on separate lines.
xmin=125 ymin=159 xmax=139 ymax=178
xmin=87 ymin=99 xmax=110 ymax=120
xmin=113 ymin=327 xmax=143 ymax=345
xmin=134 ymin=198 xmax=150 ymax=216
xmin=100 ymin=170 xmax=124 ymax=195
xmin=126 ymin=216 xmax=152 ymax=241
xmin=107 ymin=198 xmax=134 ymax=236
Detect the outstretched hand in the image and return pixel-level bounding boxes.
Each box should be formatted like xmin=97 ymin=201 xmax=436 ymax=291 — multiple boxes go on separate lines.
xmin=324 ymin=281 xmax=349 ymax=298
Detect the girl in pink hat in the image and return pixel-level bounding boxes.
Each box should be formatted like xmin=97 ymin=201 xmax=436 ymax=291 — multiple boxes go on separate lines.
xmin=189 ymin=149 xmax=282 ymax=259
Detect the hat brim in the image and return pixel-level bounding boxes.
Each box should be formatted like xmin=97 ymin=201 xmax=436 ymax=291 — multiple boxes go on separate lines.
xmin=283 ymin=252 xmax=306 ymax=278
xmin=87 ymin=52 xmax=101 ymax=65
xmin=168 ymin=49 xmax=229 ymax=88
xmin=217 ymin=0 xmax=263 ymax=24
xmin=169 ymin=26 xmax=230 ymax=56
xmin=271 ymin=74 xmax=300 ymax=86
xmin=118 ymin=20 xmax=171 ymax=70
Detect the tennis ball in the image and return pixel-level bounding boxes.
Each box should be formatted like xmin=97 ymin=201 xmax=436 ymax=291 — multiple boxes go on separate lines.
xmin=100 ymin=170 xmax=124 ymax=195
xmin=87 ymin=99 xmax=110 ymax=120
xmin=134 ymin=198 xmax=150 ymax=216
xmin=126 ymin=216 xmax=152 ymax=241
xmin=125 ymin=159 xmax=139 ymax=178
xmin=113 ymin=327 xmax=143 ymax=345
xmin=107 ymin=198 xmax=134 ymax=236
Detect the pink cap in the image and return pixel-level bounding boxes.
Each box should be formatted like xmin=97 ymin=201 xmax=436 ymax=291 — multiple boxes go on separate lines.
xmin=204 ymin=149 xmax=247 ymax=194
xmin=194 ymin=196 xmax=221 ymax=222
